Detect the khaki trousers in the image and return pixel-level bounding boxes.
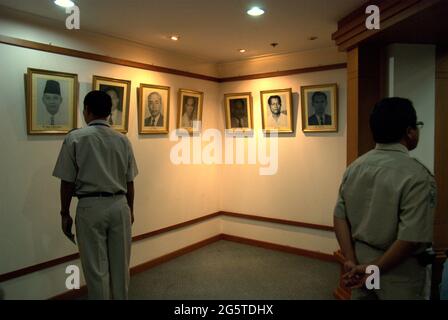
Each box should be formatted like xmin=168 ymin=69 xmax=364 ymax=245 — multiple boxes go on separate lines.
xmin=75 ymin=195 xmax=131 ymax=300
xmin=351 ymin=241 xmax=427 ymax=300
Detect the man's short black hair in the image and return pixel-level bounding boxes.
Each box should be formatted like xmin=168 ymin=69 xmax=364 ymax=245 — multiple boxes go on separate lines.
xmin=369 ymin=97 xmax=417 ymax=144
xmin=312 ymin=91 xmax=327 ymax=103
xmin=268 ymin=95 xmax=281 ymax=106
xmin=84 ymin=90 xmax=112 ymax=117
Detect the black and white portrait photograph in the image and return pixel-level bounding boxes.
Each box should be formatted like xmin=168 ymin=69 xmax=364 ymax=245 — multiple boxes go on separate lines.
xmin=178 ymin=89 xmax=203 ymax=133
xmin=301 ymin=84 xmax=338 ymax=132
xmin=260 ymin=88 xmax=293 ymax=133
xmin=224 ymin=92 xmax=253 ymax=132
xmin=139 ymin=83 xmax=170 ymax=134
xmin=93 ymin=76 xmax=131 ymax=133
xmin=26 ymin=68 xmax=78 ymax=135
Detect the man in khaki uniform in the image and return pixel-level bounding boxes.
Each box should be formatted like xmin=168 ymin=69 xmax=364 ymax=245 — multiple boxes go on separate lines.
xmin=53 ymin=90 xmax=138 ymax=300
xmin=334 ymin=97 xmax=436 ymax=300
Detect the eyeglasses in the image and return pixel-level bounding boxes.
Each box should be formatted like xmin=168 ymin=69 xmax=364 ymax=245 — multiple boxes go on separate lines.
xmin=416 ymin=121 xmax=424 ymax=129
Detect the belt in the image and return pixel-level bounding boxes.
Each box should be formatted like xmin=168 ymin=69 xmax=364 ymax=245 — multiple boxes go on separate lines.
xmin=76 ymin=191 xmax=125 ymax=199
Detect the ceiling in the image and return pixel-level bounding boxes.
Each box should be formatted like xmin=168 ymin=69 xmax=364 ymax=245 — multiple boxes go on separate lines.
xmin=0 ymin=0 xmax=368 ymax=63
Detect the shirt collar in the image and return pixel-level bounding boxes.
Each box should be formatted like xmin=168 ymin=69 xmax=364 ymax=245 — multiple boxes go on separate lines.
xmin=88 ymin=119 xmax=111 ymax=127
xmin=375 ymin=143 xmax=409 ymax=154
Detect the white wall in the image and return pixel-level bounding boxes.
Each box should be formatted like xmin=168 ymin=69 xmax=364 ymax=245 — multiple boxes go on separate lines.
xmin=217 ymin=70 xmax=346 ymax=254
xmin=0 ymin=11 xmax=346 ymax=299
xmin=387 ymin=44 xmax=436 ymax=172
xmin=0 ymin=43 xmax=221 ymax=299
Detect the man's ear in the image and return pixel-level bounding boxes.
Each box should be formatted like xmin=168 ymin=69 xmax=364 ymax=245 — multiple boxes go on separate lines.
xmin=406 ymin=126 xmax=417 ymax=138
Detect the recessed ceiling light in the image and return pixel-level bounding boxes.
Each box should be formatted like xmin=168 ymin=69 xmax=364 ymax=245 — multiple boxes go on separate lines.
xmin=247 ymin=7 xmax=265 ymax=16
xmin=239 ymin=49 xmax=246 ymax=53
xmin=170 ymin=35 xmax=179 ymax=41
xmin=54 ymin=0 xmax=75 ymax=8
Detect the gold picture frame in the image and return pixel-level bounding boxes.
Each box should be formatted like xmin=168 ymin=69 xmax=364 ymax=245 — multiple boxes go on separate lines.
xmin=26 ymin=68 xmax=78 ymax=135
xmin=177 ymin=89 xmax=204 ymax=134
xmin=138 ymin=84 xmax=171 ymax=134
xmin=224 ymin=92 xmax=253 ymax=133
xmin=92 ymin=75 xmax=131 ymax=133
xmin=260 ymin=88 xmax=294 ymax=133
xmin=301 ymin=83 xmax=338 ymax=132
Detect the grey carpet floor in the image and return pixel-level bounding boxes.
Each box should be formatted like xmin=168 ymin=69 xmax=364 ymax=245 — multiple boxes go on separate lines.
xmin=125 ymin=240 xmax=339 ymax=300
xmin=76 ymin=240 xmax=339 ymax=299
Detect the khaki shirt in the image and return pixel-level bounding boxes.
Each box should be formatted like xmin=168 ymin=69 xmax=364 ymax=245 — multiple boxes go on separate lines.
xmin=334 ymin=143 xmax=436 ymax=251
xmin=53 ymin=120 xmax=138 ymax=195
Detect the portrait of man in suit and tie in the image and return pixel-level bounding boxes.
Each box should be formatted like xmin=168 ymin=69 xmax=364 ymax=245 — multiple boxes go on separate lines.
xmin=138 ymin=84 xmax=170 ymax=134
xmin=308 ymin=91 xmax=332 ymax=126
xmin=301 ymin=84 xmax=338 ymax=133
xmin=145 ymin=92 xmax=164 ymax=127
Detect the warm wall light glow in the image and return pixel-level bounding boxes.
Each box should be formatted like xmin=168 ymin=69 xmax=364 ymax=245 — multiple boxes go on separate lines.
xmin=54 ymin=0 xmax=75 ymax=8
xmin=239 ymin=49 xmax=246 ymax=53
xmin=247 ymin=7 xmax=265 ymax=16
xmin=170 ymin=35 xmax=179 ymax=41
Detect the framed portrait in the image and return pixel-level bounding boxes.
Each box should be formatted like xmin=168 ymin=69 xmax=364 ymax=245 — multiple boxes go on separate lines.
xmin=301 ymin=84 xmax=338 ymax=132
xmin=138 ymin=84 xmax=170 ymax=134
xmin=92 ymin=75 xmax=131 ymax=133
xmin=260 ymin=88 xmax=293 ymax=133
xmin=224 ymin=92 xmax=253 ymax=133
xmin=177 ymin=89 xmax=204 ymax=134
xmin=26 ymin=68 xmax=78 ymax=135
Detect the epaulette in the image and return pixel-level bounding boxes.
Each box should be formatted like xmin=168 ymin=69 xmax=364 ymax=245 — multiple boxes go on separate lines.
xmin=68 ymin=128 xmax=79 ymax=134
xmin=412 ymin=158 xmax=434 ymax=177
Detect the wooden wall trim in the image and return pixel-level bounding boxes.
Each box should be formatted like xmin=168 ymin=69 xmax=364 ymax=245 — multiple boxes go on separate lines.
xmin=0 ymin=34 xmax=346 ymax=83
xmin=434 ymin=46 xmax=448 ymax=251
xmin=431 ymin=45 xmax=448 ymax=299
xmin=51 ymin=233 xmax=335 ymax=299
xmin=132 ymin=212 xmax=221 ymax=242
xmin=0 ymin=34 xmax=220 ymax=83
xmin=346 ymin=47 xmax=360 ymax=165
xmin=221 ymin=234 xmax=335 ymax=262
xmin=332 ymin=0 xmax=441 ymax=51
xmin=346 ymin=45 xmax=381 ymax=165
xmin=130 ymin=235 xmax=223 ymax=276
xmin=220 ymin=211 xmax=335 ymax=232
xmin=0 ymin=212 xmax=220 ymax=283
xmin=0 ymin=211 xmax=334 ymax=283
xmin=218 ymin=64 xmax=347 ymax=82
xmin=0 ymin=253 xmax=80 ymax=283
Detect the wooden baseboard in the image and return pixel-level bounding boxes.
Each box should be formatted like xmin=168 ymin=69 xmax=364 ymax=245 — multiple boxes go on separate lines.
xmin=2 ymin=212 xmax=334 ymax=283
xmin=221 ymin=234 xmax=336 ymax=262
xmin=50 ymin=233 xmax=335 ymax=300
xmin=130 ymin=235 xmax=223 ymax=276
xmin=220 ymin=211 xmax=334 ymax=232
